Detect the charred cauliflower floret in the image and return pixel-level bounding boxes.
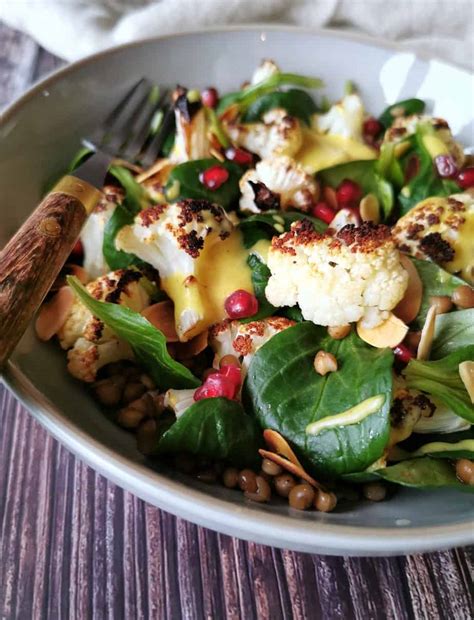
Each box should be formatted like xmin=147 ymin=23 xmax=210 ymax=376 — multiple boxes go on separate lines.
xmin=80 ymin=186 xmax=124 ymax=279
xmin=250 ymin=59 xmax=280 ymax=85
xmin=392 ymin=192 xmax=474 ymax=283
xmin=226 ymin=108 xmax=303 ymax=160
xmin=239 ymin=156 xmax=319 ymax=214
xmin=58 ymin=269 xmax=150 ymax=382
xmin=383 ymin=114 xmax=465 ymax=167
xmin=313 ymin=93 xmax=366 ymax=142
xmin=116 ymin=199 xmax=234 ymax=342
xmin=265 ymin=220 xmax=408 ymax=328
xmin=209 ymin=317 xmax=295 ymax=379
xmin=170 ymin=87 xmax=211 ymax=163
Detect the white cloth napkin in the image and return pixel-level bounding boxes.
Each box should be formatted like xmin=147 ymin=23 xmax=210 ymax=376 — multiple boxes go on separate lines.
xmin=1 ymin=0 xmax=473 ymax=69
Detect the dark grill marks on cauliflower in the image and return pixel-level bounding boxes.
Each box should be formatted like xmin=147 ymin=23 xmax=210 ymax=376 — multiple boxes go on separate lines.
xmin=248 ymin=180 xmax=281 ymax=211
xmin=179 ymin=230 xmax=205 ymax=258
xmin=95 ymin=185 xmax=124 ymax=213
xmin=391 ymin=393 xmax=436 ymax=428
xmin=177 ymin=199 xmax=224 ymax=225
xmin=336 ymin=221 xmax=392 ymax=253
xmin=105 ymin=269 xmax=143 ymax=304
xmin=139 ymin=204 xmax=167 ymax=227
xmin=419 ymin=232 xmax=455 ymax=264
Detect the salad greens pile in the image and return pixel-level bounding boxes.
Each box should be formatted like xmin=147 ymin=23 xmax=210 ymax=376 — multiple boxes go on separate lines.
xmin=54 ymin=60 xmax=473 ymax=502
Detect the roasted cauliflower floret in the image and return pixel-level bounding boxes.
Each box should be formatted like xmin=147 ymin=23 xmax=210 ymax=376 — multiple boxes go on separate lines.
xmin=383 ymin=115 xmax=465 ymax=167
xmin=164 ymin=388 xmax=196 ymax=419
xmin=313 ymin=93 xmax=366 ymax=142
xmin=58 ymin=269 xmax=151 ymax=382
xmin=250 ymin=59 xmax=280 ymax=84
xmin=80 ymin=186 xmax=123 ymax=279
xmin=209 ymin=316 xmax=295 ymax=379
xmin=392 ymin=192 xmax=474 ymax=283
xmin=116 ymin=199 xmax=234 ymax=341
xmin=265 ymin=220 xmax=408 ymax=328
xmin=226 ymin=108 xmax=303 ymax=159
xmin=239 ymin=156 xmax=319 ymax=214
xmin=169 ymin=87 xmax=211 ymax=164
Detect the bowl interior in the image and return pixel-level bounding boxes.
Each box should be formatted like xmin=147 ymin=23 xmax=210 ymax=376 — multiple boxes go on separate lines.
xmin=2 ymin=28 xmax=473 ymax=555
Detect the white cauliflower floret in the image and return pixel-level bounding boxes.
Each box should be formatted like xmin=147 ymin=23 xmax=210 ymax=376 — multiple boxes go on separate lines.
xmin=116 ymin=199 xmax=234 ymax=341
xmin=250 ymin=59 xmax=280 ymax=85
xmin=313 ymin=93 xmax=366 ymax=142
xmin=209 ymin=317 xmax=295 ymax=379
xmin=170 ymin=87 xmax=211 ymax=163
xmin=80 ymin=186 xmax=123 ymax=279
xmin=392 ymin=192 xmax=474 ymax=283
xmin=226 ymin=108 xmax=303 ymax=159
xmin=163 ymin=388 xmax=196 ymax=419
xmin=58 ymin=269 xmax=150 ymax=382
xmin=239 ymin=156 xmax=319 ymax=214
xmin=265 ymin=220 xmax=408 ymax=328
xmin=383 ymin=114 xmax=465 ymax=167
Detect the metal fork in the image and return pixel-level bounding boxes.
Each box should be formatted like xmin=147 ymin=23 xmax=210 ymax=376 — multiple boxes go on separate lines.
xmin=0 ymin=78 xmax=169 ymax=367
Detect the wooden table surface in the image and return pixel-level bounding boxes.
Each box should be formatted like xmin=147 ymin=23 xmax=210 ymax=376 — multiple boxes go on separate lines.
xmin=1 ymin=23 xmax=473 ymax=620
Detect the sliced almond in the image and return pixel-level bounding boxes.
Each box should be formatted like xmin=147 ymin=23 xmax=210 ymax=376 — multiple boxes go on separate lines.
xmin=258 ymin=449 xmax=323 ymax=490
xmin=357 ymin=312 xmax=408 ymax=348
xmin=393 ymin=254 xmax=423 ymax=324
xmin=459 ymin=361 xmax=474 ymax=404
xmin=142 ymin=301 xmax=179 ymax=342
xmin=136 ymin=158 xmax=173 ymax=184
xmin=416 ymin=305 xmax=437 ymax=360
xmin=263 ymin=428 xmax=303 ymax=469
xmin=35 ymin=286 xmax=74 ymax=341
xmin=359 ymin=193 xmax=380 ymax=223
xmin=172 ymin=329 xmax=209 ymax=360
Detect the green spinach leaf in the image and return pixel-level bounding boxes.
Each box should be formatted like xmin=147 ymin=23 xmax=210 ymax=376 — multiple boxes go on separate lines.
xmin=156 ymin=398 xmax=262 ymax=468
xmin=411 ymin=257 xmax=466 ymax=328
xmin=239 ymin=211 xmax=326 ymax=249
xmin=166 ymin=158 xmax=243 ymax=209
xmin=67 ymin=277 xmax=199 ymax=390
xmin=378 ymin=98 xmax=425 ymax=128
xmin=242 ymin=254 xmax=276 ymax=322
xmin=242 ymin=89 xmax=317 ymax=125
xmin=318 ymin=160 xmax=394 ymax=219
xmin=243 ymin=323 xmax=393 ymax=477
xmin=377 ymin=457 xmax=472 ymax=491
xmin=432 ymin=309 xmax=474 ymax=359
xmin=103 ymin=166 xmax=148 ymax=270
xmin=404 ymin=346 xmax=474 ymax=423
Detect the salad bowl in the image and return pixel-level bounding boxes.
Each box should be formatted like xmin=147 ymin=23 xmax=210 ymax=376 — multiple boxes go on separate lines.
xmin=1 ymin=26 xmax=473 ymax=555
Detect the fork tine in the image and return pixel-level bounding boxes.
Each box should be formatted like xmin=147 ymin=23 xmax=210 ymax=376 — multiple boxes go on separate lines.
xmin=118 ymin=87 xmax=169 ymax=162
xmin=140 ymin=103 xmax=175 ymax=167
xmin=82 ymin=78 xmax=151 ymax=153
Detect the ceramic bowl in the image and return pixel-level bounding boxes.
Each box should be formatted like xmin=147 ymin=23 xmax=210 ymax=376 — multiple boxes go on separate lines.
xmin=2 ymin=27 xmax=473 ymax=556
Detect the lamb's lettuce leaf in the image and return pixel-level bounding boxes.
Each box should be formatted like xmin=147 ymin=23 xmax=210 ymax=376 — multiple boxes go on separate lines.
xmin=242 ymin=88 xmax=317 ymax=125
xmin=378 ymin=98 xmax=425 ymax=128
xmin=239 ymin=210 xmax=326 ymax=249
xmin=432 ymin=309 xmax=474 ymax=359
xmin=242 ymin=254 xmax=276 ymax=322
xmin=243 ymin=323 xmax=393 ymax=477
xmin=400 ymin=428 xmax=474 ymax=460
xmin=67 ymin=276 xmax=199 ymax=389
xmin=403 ymin=346 xmax=474 ymax=423
xmin=156 ymin=398 xmax=262 ymax=468
xmin=377 ymin=458 xmax=472 ymax=491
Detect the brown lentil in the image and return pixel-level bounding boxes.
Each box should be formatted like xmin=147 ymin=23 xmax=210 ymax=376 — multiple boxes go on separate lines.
xmin=219 ymin=354 xmax=240 ymax=368
xmin=117 ymin=406 xmax=146 ymax=429
xmin=245 ymin=475 xmax=271 ymax=503
xmin=238 ymin=469 xmax=258 ymax=493
xmin=452 ymin=285 xmax=474 ymax=309
xmin=93 ymin=376 xmax=124 ymax=407
xmin=274 ymin=473 xmax=296 ymax=498
xmin=174 ymin=453 xmax=196 ymax=474
xmin=314 ymin=490 xmax=338 ymax=512
xmin=122 ymin=381 xmax=147 ymax=404
xmin=314 ymin=350 xmax=338 ymax=376
xmin=261 ymin=458 xmax=283 ymax=476
xmin=327 ymin=324 xmax=351 ymax=340
xmin=456 ymin=459 xmax=474 ymax=485
xmin=136 ymin=419 xmax=157 ymax=455
xmin=429 ymin=295 xmax=453 ymax=314
xmin=196 ymin=469 xmax=217 ymax=483
xmin=140 ymin=373 xmax=155 ymax=390
xmin=362 ymin=482 xmax=387 ymax=502
xmin=222 ymin=467 xmax=239 ymax=488
xmin=288 ymin=483 xmax=315 ymax=510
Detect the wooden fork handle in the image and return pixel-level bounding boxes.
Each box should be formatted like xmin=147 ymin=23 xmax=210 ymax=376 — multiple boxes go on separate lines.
xmin=0 ymin=176 xmax=102 ymax=368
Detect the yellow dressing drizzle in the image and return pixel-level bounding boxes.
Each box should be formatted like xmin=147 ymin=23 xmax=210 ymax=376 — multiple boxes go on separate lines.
xmin=306 ymin=394 xmax=385 ymax=436
xmin=411 ymin=439 xmax=474 ymax=458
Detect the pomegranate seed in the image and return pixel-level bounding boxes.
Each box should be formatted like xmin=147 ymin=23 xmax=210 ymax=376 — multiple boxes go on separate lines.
xmin=363 ymin=117 xmax=383 ymax=138
xmin=311 ymin=201 xmax=335 ymax=224
xmin=201 ymin=87 xmax=219 ymax=108
xmin=404 ymin=154 xmax=420 ymax=183
xmin=224 ymin=289 xmax=259 ymax=319
xmin=199 ymin=165 xmax=229 ymax=190
xmin=225 ymin=146 xmax=253 ymax=166
xmin=70 ymin=239 xmax=83 ymax=258
xmin=194 ymin=372 xmax=235 ymax=401
xmin=219 ymin=365 xmax=242 ymax=391
xmin=434 ymin=154 xmax=458 ymax=179
xmin=457 ymin=167 xmax=474 ymax=189
xmin=392 ymin=343 xmax=413 ymax=364
xmin=336 ymin=179 xmax=363 ymax=207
